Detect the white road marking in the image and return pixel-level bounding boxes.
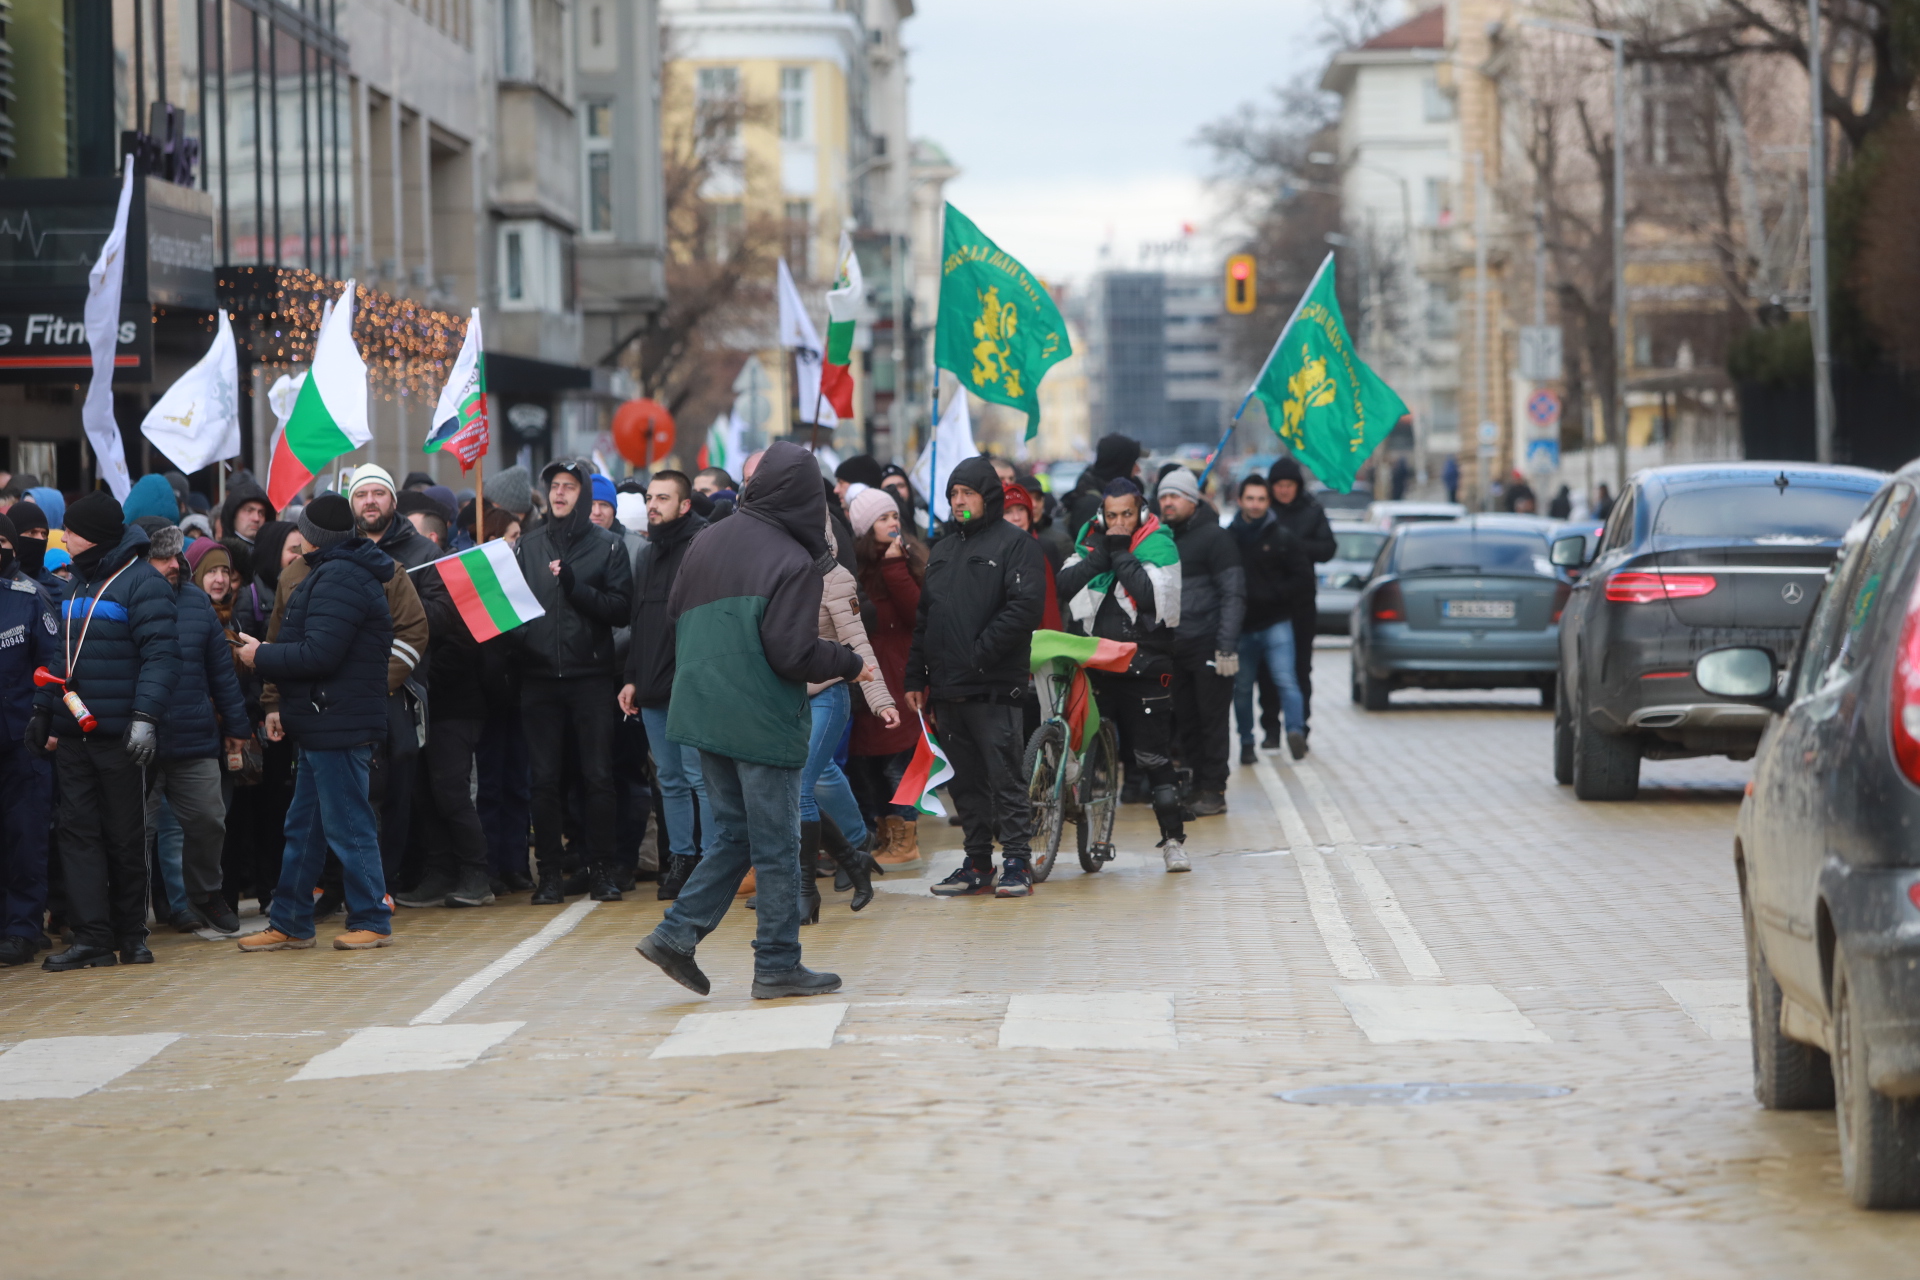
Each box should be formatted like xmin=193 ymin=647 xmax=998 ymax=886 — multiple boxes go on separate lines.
xmin=650 ymin=1004 xmax=849 ymax=1059
xmin=1252 ymin=758 xmax=1375 ymax=980
xmin=1661 ymin=979 xmax=1751 ymax=1041
xmin=1294 ymin=761 xmax=1443 ymax=980
xmin=1335 ymin=985 xmax=1550 ymax=1044
xmin=410 ymin=899 xmax=598 ymax=1025
xmin=998 ymin=993 xmax=1178 ymax=1051
xmin=0 ymin=1033 xmax=184 ymax=1100
xmin=291 ymin=1022 xmax=525 ymax=1081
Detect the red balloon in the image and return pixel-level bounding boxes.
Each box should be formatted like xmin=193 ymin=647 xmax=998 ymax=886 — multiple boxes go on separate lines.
xmin=612 ymin=399 xmax=676 ymax=467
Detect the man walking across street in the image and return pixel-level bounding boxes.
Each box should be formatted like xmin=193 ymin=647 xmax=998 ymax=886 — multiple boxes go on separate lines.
xmin=0 ymin=510 xmax=59 ymax=966
xmin=1261 ymin=457 xmax=1336 ymax=745
xmin=30 ymin=493 xmax=180 ymax=970
xmin=1156 ymin=467 xmax=1243 ymax=817
xmin=906 ymin=457 xmax=1047 ymax=898
xmin=633 ymin=442 xmax=867 ymax=999
xmin=1231 ymin=476 xmax=1313 ymax=762
xmin=234 ymin=493 xmax=398 ymax=952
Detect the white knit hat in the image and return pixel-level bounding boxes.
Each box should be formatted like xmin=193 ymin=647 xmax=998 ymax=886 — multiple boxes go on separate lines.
xmin=347 ymin=463 xmax=397 ymax=498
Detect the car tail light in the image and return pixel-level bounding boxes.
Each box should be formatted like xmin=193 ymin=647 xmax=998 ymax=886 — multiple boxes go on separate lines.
xmin=1907 ymin=882 xmax=1920 ymax=911
xmin=1551 ymin=581 xmax=1572 ymax=623
xmin=1890 ymin=574 xmax=1920 ymax=785
xmin=1372 ymin=581 xmax=1404 ymax=622
xmin=1605 ymin=571 xmax=1718 ymax=603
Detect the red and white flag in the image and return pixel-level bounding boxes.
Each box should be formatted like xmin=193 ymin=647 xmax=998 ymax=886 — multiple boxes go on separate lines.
xmin=890 ymin=714 xmax=955 ymax=817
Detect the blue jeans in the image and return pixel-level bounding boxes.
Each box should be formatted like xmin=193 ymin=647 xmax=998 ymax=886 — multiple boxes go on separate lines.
xmin=153 ymin=798 xmax=191 ymax=917
xmin=802 ymin=684 xmax=869 ymax=845
xmin=651 ymin=750 xmax=804 ymax=975
xmin=269 ymin=745 xmax=391 ymax=939
xmin=1236 ymin=622 xmax=1305 ymax=740
xmin=641 ymin=704 xmax=715 ymax=861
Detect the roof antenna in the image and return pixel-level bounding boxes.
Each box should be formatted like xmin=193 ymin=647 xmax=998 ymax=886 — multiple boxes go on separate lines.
xmin=1775 ymin=470 xmax=1790 ymax=493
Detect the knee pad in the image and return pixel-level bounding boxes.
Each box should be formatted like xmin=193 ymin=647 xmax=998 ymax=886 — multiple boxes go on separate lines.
xmin=1151 ymin=784 xmax=1179 ymax=813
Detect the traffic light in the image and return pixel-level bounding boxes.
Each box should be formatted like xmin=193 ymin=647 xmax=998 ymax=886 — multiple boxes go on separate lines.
xmin=1225 ymin=254 xmax=1256 ymax=314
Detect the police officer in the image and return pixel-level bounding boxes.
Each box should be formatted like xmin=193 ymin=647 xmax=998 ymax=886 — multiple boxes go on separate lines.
xmin=0 ymin=511 xmax=59 ymax=965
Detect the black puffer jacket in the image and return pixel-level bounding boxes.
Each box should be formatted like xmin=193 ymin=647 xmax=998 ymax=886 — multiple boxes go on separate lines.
xmin=374 ymin=512 xmax=450 ymax=693
xmin=34 ymin=525 xmax=179 ymax=736
xmin=254 ymin=538 xmax=395 ymax=750
xmin=1167 ymin=500 xmax=1246 ymax=668
xmin=513 ymin=500 xmax=635 ymax=681
xmin=625 ymin=510 xmax=707 ymax=708
xmin=158 ymin=581 xmax=250 ymax=758
xmin=905 ymin=456 xmax=1047 ymax=702
xmin=1231 ymin=509 xmax=1316 ymax=631
xmin=1268 ymin=459 xmax=1338 ymax=566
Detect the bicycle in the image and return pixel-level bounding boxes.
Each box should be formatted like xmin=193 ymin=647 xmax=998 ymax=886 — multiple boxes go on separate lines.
xmin=1023 ymin=630 xmax=1136 ymax=882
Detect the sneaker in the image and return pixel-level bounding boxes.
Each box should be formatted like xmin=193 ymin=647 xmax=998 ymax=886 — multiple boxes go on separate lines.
xmin=332 ymin=930 xmax=393 ymax=950
xmin=394 ymin=874 xmax=458 ymax=909
xmin=1239 ymin=741 xmax=1257 ymax=766
xmin=1287 ymin=731 xmax=1310 ymax=761
xmin=170 ymin=907 xmax=207 ymax=934
xmin=198 ymin=898 xmax=241 ymax=935
xmin=1260 ymin=734 xmax=1280 ymax=751
xmin=1160 ymin=838 xmax=1191 ymax=872
xmin=751 ymin=965 xmax=843 ymax=999
xmin=994 ymin=858 xmax=1034 ymax=898
xmin=446 ymin=870 xmax=497 ymax=908
xmin=930 ymin=861 xmax=996 ymax=897
xmin=237 ymin=928 xmax=316 ymax=952
xmin=1189 ymin=790 xmax=1227 ymax=817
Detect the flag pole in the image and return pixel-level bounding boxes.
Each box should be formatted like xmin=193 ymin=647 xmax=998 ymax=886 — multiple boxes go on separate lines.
xmin=926 ymin=369 xmax=940 ymax=538
xmin=473 ymin=323 xmax=489 ymax=544
xmin=805 ymin=239 xmax=854 ymax=456
xmin=1200 ymin=251 xmax=1335 ymax=491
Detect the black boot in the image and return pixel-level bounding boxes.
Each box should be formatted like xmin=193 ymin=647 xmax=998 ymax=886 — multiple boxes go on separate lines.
xmin=118 ymin=936 xmax=154 ymax=965
xmin=657 ymin=854 xmax=698 ymax=901
xmin=798 ymin=821 xmax=822 ymax=926
xmin=43 ymin=943 xmax=118 ymax=971
xmin=530 ymin=864 xmax=566 ymax=905
xmin=589 ymin=864 xmax=623 ymax=902
xmin=819 ymin=816 xmax=875 ymax=912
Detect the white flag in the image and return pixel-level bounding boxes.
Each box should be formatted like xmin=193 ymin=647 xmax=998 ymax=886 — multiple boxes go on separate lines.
xmin=910 ymin=385 xmax=978 ymax=522
xmin=776 ymin=257 xmax=836 ymax=429
xmin=82 ymin=161 xmax=137 ymax=501
xmin=141 ymin=308 xmax=241 ymax=473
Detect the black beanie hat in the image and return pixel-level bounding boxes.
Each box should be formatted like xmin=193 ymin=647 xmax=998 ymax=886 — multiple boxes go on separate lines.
xmin=0 ymin=511 xmax=15 ymax=544
xmin=1093 ymin=434 xmax=1141 ymax=479
xmin=1269 ymin=455 xmax=1307 ymax=487
xmin=65 ymin=491 xmax=126 ymax=548
xmin=7 ymin=501 xmax=49 ymax=535
xmin=834 ymin=455 xmax=886 ymax=489
xmin=298 ymin=492 xmax=354 ymax=551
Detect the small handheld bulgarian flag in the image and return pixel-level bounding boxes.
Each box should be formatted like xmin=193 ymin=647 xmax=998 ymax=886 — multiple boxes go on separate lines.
xmin=821 ymin=231 xmax=861 ymax=420
xmin=423 ymin=309 xmax=489 ymax=470
xmin=890 ymin=712 xmax=955 ymax=816
xmin=412 ymin=541 xmax=545 ymax=642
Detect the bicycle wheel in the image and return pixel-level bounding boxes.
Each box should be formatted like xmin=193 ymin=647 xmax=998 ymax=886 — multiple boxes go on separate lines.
xmin=1077 ymin=720 xmax=1121 ymax=873
xmin=1022 ymin=722 xmax=1067 ymax=882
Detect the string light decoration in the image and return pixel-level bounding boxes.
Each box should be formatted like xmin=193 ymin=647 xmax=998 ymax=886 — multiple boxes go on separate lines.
xmin=215 ymin=266 xmax=469 ymax=402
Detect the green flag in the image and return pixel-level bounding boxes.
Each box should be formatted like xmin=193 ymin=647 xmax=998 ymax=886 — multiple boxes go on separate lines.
xmin=1247 ymin=254 xmax=1408 ymax=493
xmin=935 ymin=203 xmax=1071 ymax=439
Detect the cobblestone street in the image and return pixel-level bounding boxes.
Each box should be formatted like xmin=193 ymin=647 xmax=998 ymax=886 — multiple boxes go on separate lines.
xmin=4 ymin=645 xmax=1915 ymax=1277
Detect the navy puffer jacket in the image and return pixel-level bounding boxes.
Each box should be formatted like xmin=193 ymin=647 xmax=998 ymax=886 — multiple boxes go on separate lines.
xmin=34 ymin=525 xmax=180 ymax=736
xmin=159 ymin=582 xmax=251 ymax=759
xmin=254 ymin=538 xmax=395 ymax=750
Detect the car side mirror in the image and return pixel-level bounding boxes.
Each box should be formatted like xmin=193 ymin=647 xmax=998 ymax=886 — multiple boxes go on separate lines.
xmin=1694 ymin=646 xmax=1788 ymax=712
xmin=1550 ymin=535 xmax=1591 ymax=568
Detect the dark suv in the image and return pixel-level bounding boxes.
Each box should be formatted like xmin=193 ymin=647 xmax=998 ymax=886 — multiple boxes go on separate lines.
xmin=1551 ymin=462 xmax=1883 ymax=800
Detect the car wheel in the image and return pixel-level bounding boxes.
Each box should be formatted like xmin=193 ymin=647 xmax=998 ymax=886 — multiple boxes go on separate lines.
xmin=1571 ymin=699 xmax=1639 ymax=800
xmin=1361 ymin=669 xmax=1391 ymax=711
xmin=1552 ymin=674 xmax=1574 ymax=786
xmin=1834 ymin=947 xmax=1920 ymax=1208
xmin=1743 ymin=869 xmax=1832 ymax=1110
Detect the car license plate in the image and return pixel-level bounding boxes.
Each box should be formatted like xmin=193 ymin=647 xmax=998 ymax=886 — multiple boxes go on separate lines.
xmin=1442 ymin=598 xmax=1515 ymax=620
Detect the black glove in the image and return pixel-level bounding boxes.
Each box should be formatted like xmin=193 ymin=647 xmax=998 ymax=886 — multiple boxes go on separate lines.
xmin=556 ymin=562 xmax=576 ymax=594
xmin=124 ymin=715 xmax=158 ymax=769
xmin=1084 ymin=531 xmax=1112 ymax=571
xmin=24 ymin=710 xmax=52 ymax=758
xmin=1105 ymin=532 xmax=1133 ymax=562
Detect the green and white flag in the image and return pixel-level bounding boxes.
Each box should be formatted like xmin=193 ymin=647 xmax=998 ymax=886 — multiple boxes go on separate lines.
xmin=933 ymin=203 xmax=1072 ymax=439
xmin=268 ymin=281 xmax=371 ymax=506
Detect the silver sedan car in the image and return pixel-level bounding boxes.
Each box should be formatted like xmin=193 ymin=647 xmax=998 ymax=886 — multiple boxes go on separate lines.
xmin=1317 ymin=520 xmax=1390 ymax=634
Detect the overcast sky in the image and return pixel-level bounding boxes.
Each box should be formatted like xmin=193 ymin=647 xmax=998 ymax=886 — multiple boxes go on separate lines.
xmin=905 ymin=0 xmax=1328 ymax=285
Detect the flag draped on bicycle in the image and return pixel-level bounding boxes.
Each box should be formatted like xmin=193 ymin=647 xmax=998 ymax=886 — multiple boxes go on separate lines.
xmin=1029 ymin=630 xmax=1136 ymax=753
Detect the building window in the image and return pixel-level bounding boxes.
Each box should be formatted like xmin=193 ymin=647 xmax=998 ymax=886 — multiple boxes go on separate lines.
xmin=584 ymin=101 xmax=614 ymax=236
xmin=783 ymin=201 xmax=812 ymax=276
xmin=1424 ymin=177 xmax=1453 ymax=227
xmin=1429 ymin=389 xmax=1460 ymax=438
xmin=590 ymin=2 xmax=603 ymax=46
xmin=708 ymin=202 xmax=745 ymax=262
xmin=1422 ymin=72 xmax=1455 ymax=122
xmin=779 ymin=67 xmax=811 ymax=142
xmin=499 ymin=220 xmax=568 ymax=311
xmin=1425 ymin=280 xmax=1458 ymax=339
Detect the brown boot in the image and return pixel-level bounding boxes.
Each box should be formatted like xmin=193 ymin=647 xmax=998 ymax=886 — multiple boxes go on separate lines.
xmin=868 ymin=815 xmax=898 ymax=863
xmin=876 ymin=816 xmax=921 ymax=865
xmin=735 ymin=867 xmax=757 ymax=897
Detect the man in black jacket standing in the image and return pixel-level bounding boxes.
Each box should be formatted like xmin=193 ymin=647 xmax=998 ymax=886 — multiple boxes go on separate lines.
xmin=1157 ymin=467 xmax=1244 ymax=817
xmin=906 ymin=457 xmax=1047 ymax=898
xmin=1262 ymin=456 xmax=1337 ymax=743
xmin=30 ymin=493 xmax=180 ymax=970
xmin=618 ymin=470 xmax=710 ymax=901
xmin=514 ymin=459 xmax=634 ymax=903
xmin=1233 ymin=476 xmax=1315 ymax=762
xmin=0 ymin=510 xmax=60 ymax=967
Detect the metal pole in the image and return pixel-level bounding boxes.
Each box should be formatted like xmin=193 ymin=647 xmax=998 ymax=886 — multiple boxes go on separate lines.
xmin=1808 ymin=0 xmax=1835 ymax=462
xmin=1473 ymin=152 xmax=1490 ymax=510
xmin=1611 ymin=34 xmax=1629 ymax=499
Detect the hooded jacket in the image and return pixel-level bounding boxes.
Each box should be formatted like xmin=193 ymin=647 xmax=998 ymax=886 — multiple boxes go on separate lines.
xmin=253 ymin=538 xmax=396 ymax=750
xmin=666 ymin=441 xmax=863 ymax=767
xmin=158 ymin=579 xmax=251 ymax=758
xmin=1064 ymin=434 xmax=1143 ymax=537
xmin=1165 ymin=499 xmax=1246 ymax=667
xmin=218 ymin=476 xmax=275 ymax=546
xmin=512 ymin=461 xmax=634 ymax=680
xmin=33 ymin=524 xmax=180 ymax=736
xmin=625 ymin=509 xmax=707 ymax=707
xmin=1267 ymin=457 xmax=1338 ymax=568
xmin=904 ymin=455 xmax=1047 ymax=702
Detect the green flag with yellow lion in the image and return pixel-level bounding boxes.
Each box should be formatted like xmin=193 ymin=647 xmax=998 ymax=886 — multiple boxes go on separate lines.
xmin=1247 ymin=253 xmax=1408 ymax=492
xmin=935 ymin=203 xmax=1072 ymax=440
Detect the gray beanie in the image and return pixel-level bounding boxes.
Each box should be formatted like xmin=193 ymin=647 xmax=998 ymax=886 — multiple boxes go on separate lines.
xmin=489 ymin=465 xmax=534 ymax=518
xmin=298 ymin=492 xmax=354 ymax=551
xmin=1157 ymin=467 xmax=1201 ymax=505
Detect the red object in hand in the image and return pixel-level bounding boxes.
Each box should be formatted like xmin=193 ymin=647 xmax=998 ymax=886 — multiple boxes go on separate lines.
xmin=33 ymin=666 xmax=97 ymax=733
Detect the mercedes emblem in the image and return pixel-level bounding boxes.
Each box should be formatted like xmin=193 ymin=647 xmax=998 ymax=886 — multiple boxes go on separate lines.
xmin=1781 ymin=581 xmax=1805 ymax=604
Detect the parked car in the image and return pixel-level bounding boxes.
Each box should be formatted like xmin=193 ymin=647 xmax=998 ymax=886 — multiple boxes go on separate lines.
xmin=1317 ymin=520 xmax=1389 ymax=634
xmin=1551 ymin=462 xmax=1884 ymax=800
xmin=1710 ymin=467 xmax=1920 ymax=1207
xmin=1548 ymin=518 xmax=1607 ymax=581
xmin=1364 ymin=499 xmax=1467 ymax=530
xmin=1349 ymin=517 xmax=1567 ymax=708
xmin=1313 ymin=481 xmax=1373 ymax=516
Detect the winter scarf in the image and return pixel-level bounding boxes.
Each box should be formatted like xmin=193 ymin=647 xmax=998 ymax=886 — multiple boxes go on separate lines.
xmin=1066 ymin=510 xmax=1181 ymax=630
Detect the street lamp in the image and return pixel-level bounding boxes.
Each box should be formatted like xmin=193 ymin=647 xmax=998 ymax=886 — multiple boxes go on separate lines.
xmin=1527 ymin=16 xmax=1630 ymax=504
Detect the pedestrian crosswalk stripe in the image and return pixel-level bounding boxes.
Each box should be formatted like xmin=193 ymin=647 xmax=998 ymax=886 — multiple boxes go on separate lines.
xmin=650 ymin=1004 xmax=849 ymax=1059
xmin=412 ymin=900 xmax=598 ymax=1025
xmin=1335 ymin=985 xmax=1551 ymax=1044
xmin=998 ymin=993 xmax=1178 ymax=1051
xmin=1251 ymin=757 xmax=1375 ymax=980
xmin=290 ymin=1022 xmax=525 ymax=1081
xmin=1294 ymin=762 xmax=1443 ymax=980
xmin=0 ymin=1033 xmax=184 ymax=1099
xmin=1661 ymin=980 xmax=1750 ymax=1041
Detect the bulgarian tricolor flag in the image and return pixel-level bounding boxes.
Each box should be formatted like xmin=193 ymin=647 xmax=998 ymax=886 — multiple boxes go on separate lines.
xmin=267 ymin=281 xmax=372 ymax=508
xmin=821 ymin=232 xmax=861 ymax=419
xmin=1028 ymin=630 xmax=1136 ymax=753
xmin=414 ymin=541 xmax=545 ymax=642
xmin=890 ymin=712 xmax=955 ymax=816
xmin=424 ymin=309 xmax=489 ymax=470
